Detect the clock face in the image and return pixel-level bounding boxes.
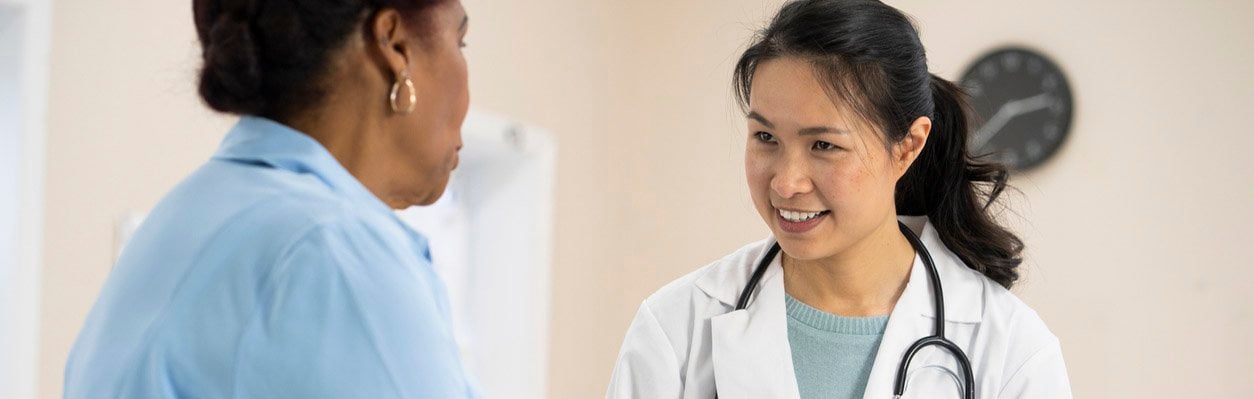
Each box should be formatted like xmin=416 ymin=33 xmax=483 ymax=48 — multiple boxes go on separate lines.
xmin=960 ymin=47 xmax=1073 ymax=171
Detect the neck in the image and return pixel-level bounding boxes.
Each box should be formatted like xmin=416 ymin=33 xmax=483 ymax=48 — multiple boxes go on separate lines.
xmin=782 ymin=217 xmax=915 ymax=317
xmin=283 ymin=92 xmax=409 ymax=209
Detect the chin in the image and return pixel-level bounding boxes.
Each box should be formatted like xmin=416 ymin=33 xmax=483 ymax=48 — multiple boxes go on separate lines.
xmin=414 ymin=191 xmax=442 ymax=207
xmin=775 ymin=237 xmax=832 ymax=261
xmin=771 ymin=224 xmax=847 ymax=262
xmin=387 ymin=189 xmax=438 ymax=209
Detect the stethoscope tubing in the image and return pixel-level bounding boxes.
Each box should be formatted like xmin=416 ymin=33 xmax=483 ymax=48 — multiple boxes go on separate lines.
xmin=716 ymin=221 xmax=975 ymax=399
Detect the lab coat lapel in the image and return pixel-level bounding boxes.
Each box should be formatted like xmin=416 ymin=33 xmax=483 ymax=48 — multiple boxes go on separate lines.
xmin=709 ymin=256 xmax=800 ymax=399
xmin=862 ymin=217 xmax=985 ymax=398
xmin=860 ymin=252 xmax=933 ymax=399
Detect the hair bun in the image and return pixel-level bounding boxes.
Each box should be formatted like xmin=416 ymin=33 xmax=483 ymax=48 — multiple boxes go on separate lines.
xmin=192 ymin=0 xmax=447 ymax=117
xmin=198 ymin=14 xmax=264 ymax=114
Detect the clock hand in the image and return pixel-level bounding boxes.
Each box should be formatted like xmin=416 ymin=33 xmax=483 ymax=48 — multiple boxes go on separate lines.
xmin=1009 ymin=92 xmax=1055 ymax=116
xmin=970 ymin=93 xmax=1055 ymax=149
xmin=972 ymin=104 xmax=1016 ymax=150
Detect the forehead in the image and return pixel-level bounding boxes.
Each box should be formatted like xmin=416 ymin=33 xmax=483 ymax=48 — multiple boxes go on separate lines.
xmin=748 ymin=57 xmax=861 ymax=128
xmin=422 ymin=0 xmax=465 ymax=31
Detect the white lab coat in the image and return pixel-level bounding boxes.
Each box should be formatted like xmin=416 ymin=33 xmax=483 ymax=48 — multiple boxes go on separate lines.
xmin=607 ymin=216 xmax=1071 ymax=399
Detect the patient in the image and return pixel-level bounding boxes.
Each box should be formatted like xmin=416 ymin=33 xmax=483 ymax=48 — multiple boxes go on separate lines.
xmin=64 ymin=1 xmax=481 ymax=397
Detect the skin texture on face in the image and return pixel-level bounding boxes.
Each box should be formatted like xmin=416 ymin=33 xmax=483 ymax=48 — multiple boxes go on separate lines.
xmin=744 ymin=56 xmax=932 ymax=315
xmin=746 ymin=57 xmax=899 ymax=262
xmin=289 ymin=0 xmax=469 ymax=209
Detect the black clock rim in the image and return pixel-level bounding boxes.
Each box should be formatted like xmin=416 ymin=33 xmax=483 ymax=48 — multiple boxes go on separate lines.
xmin=959 ymin=45 xmax=1074 ymax=172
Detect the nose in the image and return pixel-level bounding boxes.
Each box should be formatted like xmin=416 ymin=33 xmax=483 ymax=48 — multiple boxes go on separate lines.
xmin=770 ymin=156 xmax=814 ymax=199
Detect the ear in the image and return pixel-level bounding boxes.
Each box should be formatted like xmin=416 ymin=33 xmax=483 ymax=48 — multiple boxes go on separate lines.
xmin=893 ymin=116 xmax=932 ymax=178
xmin=369 ymin=9 xmax=414 ymax=79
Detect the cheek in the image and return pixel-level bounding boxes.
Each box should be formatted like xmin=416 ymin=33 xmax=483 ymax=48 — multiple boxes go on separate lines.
xmin=818 ymin=157 xmax=898 ymax=215
xmin=815 ymin=159 xmax=874 ymax=207
xmin=744 ymin=152 xmax=778 ymax=226
xmin=446 ymin=52 xmax=470 ymax=119
xmin=420 ymin=47 xmax=469 ymax=130
xmin=744 ymin=152 xmax=772 ymax=198
xmin=432 ymin=51 xmax=467 ymax=158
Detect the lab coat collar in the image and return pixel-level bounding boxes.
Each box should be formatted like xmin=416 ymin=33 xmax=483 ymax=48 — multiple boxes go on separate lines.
xmin=699 ymin=216 xmax=987 ymax=398
xmin=694 ymin=215 xmax=986 ymax=325
xmin=211 ymin=116 xmax=396 ymax=216
xmin=894 ymin=215 xmax=986 ymax=324
xmin=860 ymin=216 xmax=987 ymax=398
xmin=708 ymin=253 xmax=800 ymax=398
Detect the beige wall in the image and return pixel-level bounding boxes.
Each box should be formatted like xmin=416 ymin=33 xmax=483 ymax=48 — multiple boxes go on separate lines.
xmin=38 ymin=0 xmax=232 ymax=397
xmin=36 ymin=0 xmax=1254 ymax=398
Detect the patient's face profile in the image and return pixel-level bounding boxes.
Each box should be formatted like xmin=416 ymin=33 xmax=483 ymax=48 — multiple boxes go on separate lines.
xmin=387 ymin=0 xmax=471 ymax=206
xmin=743 ymin=57 xmax=902 ymax=262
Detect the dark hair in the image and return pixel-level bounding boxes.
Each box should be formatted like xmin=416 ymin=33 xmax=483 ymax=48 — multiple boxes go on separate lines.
xmin=733 ymin=0 xmax=1023 ymax=288
xmin=192 ymin=0 xmax=447 ymax=118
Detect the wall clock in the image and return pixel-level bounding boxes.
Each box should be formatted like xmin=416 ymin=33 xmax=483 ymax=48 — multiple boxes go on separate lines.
xmin=960 ymin=47 xmax=1074 ymax=171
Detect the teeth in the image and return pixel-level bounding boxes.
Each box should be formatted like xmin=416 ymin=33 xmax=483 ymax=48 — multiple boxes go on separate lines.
xmin=778 ymin=209 xmax=825 ymax=222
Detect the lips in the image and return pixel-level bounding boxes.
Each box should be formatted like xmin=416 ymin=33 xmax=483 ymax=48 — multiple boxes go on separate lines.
xmin=776 ymin=207 xmax=830 ymax=234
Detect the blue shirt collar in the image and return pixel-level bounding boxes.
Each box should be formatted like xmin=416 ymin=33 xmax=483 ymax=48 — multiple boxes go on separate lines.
xmin=211 ymin=116 xmax=395 ymax=216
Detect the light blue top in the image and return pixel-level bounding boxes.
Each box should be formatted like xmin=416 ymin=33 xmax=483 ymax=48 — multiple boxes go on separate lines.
xmin=64 ymin=117 xmax=477 ymax=398
xmin=786 ymin=294 xmax=889 ymax=399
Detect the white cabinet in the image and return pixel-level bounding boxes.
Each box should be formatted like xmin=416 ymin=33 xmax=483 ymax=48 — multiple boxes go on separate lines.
xmin=397 ymin=109 xmax=557 ymax=399
xmin=0 ymin=1 xmax=50 ymax=398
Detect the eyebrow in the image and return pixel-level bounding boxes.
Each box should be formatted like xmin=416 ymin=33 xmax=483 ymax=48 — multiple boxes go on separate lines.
xmin=798 ymin=126 xmax=848 ymax=136
xmin=747 ymin=110 xmax=848 ymax=135
xmin=459 ymin=15 xmax=469 ymax=33
xmin=747 ymin=111 xmax=775 ymax=129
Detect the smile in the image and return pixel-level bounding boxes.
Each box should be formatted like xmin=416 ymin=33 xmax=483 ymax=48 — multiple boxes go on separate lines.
xmin=777 ymin=208 xmax=830 ymax=222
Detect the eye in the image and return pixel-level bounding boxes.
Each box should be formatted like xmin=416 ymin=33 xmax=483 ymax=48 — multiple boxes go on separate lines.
xmin=812 ymin=140 xmax=839 ymax=151
xmin=754 ymin=132 xmax=776 ymax=143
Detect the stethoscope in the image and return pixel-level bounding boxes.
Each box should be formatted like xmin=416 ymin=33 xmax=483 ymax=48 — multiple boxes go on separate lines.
xmin=716 ymin=221 xmax=974 ymax=399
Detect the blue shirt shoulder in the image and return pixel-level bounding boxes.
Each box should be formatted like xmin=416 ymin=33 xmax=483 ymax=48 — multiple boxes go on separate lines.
xmin=65 ymin=117 xmax=473 ymax=398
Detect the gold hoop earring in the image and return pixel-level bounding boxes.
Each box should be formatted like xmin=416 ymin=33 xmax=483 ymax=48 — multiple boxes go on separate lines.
xmin=389 ymin=70 xmax=417 ymax=114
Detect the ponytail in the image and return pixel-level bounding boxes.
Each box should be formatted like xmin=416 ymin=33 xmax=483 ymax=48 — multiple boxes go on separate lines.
xmin=896 ymin=75 xmax=1023 ymax=288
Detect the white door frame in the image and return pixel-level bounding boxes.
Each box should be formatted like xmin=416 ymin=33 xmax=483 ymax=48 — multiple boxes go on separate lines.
xmin=1 ymin=0 xmax=50 ymax=398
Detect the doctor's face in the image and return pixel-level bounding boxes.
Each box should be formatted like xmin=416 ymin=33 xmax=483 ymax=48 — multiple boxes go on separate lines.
xmin=744 ymin=57 xmax=902 ymax=261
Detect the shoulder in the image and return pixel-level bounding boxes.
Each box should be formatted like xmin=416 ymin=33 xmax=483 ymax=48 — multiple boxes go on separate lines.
xmin=974 ymin=277 xmax=1072 ymax=393
xmin=930 ymin=250 xmax=1069 ymax=389
xmin=629 ymin=238 xmax=773 ymax=351
xmin=980 ymin=277 xmax=1061 ymax=352
xmin=642 ymin=237 xmax=774 ymax=315
xmin=615 ymin=239 xmax=772 ymax=373
xmin=948 ymin=262 xmax=1065 ymax=387
xmin=939 ymin=251 xmax=1059 ymax=348
xmin=911 ymin=216 xmax=1059 ymax=349
xmin=911 ymin=217 xmax=1062 ymax=372
xmin=151 ymin=159 xmax=419 ymax=270
xmin=159 ymin=159 xmax=361 ymax=229
xmin=239 ymin=199 xmax=404 ymax=266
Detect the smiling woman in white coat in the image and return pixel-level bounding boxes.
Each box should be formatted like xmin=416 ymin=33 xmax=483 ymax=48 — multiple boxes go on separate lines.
xmin=606 ymin=1 xmax=1072 ymax=398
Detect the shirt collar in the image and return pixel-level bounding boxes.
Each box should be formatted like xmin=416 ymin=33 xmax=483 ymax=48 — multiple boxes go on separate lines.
xmin=210 ymin=116 xmax=395 ymax=216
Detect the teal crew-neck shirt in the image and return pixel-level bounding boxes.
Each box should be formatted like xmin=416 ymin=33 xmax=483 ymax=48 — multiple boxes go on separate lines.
xmin=785 ymin=294 xmax=889 ymax=399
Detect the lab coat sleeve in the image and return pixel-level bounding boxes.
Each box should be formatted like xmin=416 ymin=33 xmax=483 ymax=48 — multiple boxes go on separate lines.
xmin=996 ymin=340 xmax=1073 ymax=399
xmin=231 ymin=220 xmax=471 ymax=399
xmin=606 ymin=302 xmax=684 ymax=399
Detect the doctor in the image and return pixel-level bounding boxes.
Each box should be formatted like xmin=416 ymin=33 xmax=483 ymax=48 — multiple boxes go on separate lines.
xmin=607 ymin=1 xmax=1071 ymax=398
